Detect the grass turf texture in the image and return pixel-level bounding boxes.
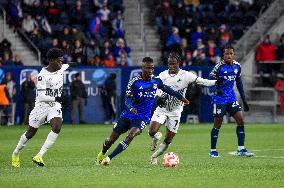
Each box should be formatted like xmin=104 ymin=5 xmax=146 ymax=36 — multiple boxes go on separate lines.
xmin=1 ymin=124 xmax=284 ymax=188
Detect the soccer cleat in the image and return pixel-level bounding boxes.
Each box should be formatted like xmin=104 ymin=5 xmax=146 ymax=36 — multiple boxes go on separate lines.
xmin=32 ymin=155 xmax=45 ymax=167
xmin=209 ymin=151 xmax=220 ymax=158
xmin=101 ymin=156 xmax=111 ymax=166
xmin=237 ymin=148 xmax=254 ymax=157
xmin=12 ymin=154 xmax=20 ymax=168
xmin=96 ymin=151 xmax=106 ymax=165
xmin=150 ymin=156 xmax=158 ymax=165
xmin=150 ymin=132 xmax=162 ymax=151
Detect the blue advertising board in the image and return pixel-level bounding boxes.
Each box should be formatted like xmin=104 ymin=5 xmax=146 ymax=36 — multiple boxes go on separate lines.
xmin=0 ymin=65 xmax=214 ymax=124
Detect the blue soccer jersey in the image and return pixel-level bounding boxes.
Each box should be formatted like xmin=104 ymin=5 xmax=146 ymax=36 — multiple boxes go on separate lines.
xmin=121 ymin=75 xmax=184 ymax=124
xmin=210 ymin=60 xmax=242 ymax=104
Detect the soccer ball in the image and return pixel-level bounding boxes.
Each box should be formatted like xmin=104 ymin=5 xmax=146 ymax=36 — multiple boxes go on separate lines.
xmin=162 ymin=152 xmax=179 ymax=167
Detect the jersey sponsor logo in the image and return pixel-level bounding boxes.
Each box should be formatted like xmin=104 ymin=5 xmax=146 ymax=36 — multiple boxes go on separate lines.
xmin=224 ymin=75 xmax=237 ymax=81
xmin=138 ymin=90 xmax=156 ymax=98
xmin=45 ymin=86 xmax=63 ymax=97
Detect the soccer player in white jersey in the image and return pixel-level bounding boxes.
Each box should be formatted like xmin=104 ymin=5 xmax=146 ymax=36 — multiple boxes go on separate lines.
xmin=12 ymin=48 xmax=69 ymax=167
xmin=148 ymin=52 xmax=223 ymax=164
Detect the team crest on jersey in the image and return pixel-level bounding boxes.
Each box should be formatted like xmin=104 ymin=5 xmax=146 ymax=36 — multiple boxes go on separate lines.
xmin=217 ymin=109 xmax=222 ymax=114
xmin=234 ymin=69 xmax=238 ymax=74
xmin=153 ymin=83 xmax=157 ymax=89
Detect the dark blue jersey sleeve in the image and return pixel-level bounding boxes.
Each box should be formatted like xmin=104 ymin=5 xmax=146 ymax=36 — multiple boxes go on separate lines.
xmin=124 ymin=77 xmax=137 ymax=110
xmin=156 ymin=78 xmax=183 ymax=100
xmin=236 ymin=76 xmax=246 ymax=102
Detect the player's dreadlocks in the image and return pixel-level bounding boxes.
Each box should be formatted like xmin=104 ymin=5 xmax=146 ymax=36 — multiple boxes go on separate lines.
xmin=46 ymin=48 xmax=64 ymax=61
xmin=168 ymin=52 xmax=182 ymax=63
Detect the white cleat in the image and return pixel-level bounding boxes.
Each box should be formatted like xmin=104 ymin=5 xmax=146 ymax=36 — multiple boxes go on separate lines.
xmin=151 ymin=132 xmax=162 ymax=151
xmin=150 ymin=156 xmax=158 ymax=165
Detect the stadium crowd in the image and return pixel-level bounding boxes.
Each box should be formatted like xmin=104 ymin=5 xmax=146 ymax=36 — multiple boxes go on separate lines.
xmin=1 ymin=0 xmax=132 ymax=66
xmin=154 ymin=0 xmax=270 ymax=65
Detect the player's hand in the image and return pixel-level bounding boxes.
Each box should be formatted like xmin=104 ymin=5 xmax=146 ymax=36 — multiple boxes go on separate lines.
xmin=216 ymin=77 xmax=225 ymax=86
xmin=155 ymin=95 xmax=167 ymax=108
xmin=181 ymin=98 xmax=190 ymax=105
xmin=243 ymin=101 xmax=250 ymax=112
xmin=55 ymin=96 xmax=64 ymax=103
xmin=130 ymin=108 xmax=138 ymax=115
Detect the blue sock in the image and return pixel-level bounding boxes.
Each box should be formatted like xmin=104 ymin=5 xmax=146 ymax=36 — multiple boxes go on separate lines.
xmin=236 ymin=126 xmax=245 ymax=147
xmin=211 ymin=127 xmax=220 ymax=149
xmin=108 ymin=141 xmax=129 ymax=160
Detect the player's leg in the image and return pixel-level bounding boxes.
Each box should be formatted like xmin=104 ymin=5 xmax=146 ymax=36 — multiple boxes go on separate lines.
xmin=96 ymin=131 xmax=120 ymax=165
xmin=12 ymin=126 xmax=38 ymax=167
xmin=101 ymin=127 xmax=141 ymax=165
xmin=149 ymin=110 xmax=167 ymax=151
xmin=151 ymin=128 xmax=176 ymax=165
xmin=33 ymin=117 xmax=62 ymax=166
xmin=232 ymin=111 xmax=253 ymax=157
xmin=150 ymin=116 xmax=179 ymax=164
xmin=209 ymin=104 xmax=225 ymax=157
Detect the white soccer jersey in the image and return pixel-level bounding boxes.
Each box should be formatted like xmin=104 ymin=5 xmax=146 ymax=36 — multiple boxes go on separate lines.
xmin=157 ymin=69 xmax=216 ymax=114
xmin=35 ymin=64 xmax=69 ymax=106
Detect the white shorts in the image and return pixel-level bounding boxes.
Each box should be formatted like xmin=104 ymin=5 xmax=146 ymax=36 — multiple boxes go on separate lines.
xmin=29 ymin=103 xmax=62 ymax=128
xmin=151 ymin=108 xmax=181 ymax=133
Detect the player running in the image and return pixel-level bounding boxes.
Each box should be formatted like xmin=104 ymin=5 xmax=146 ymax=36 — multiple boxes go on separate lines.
xmin=96 ymin=57 xmax=189 ymax=165
xmin=148 ymin=52 xmax=223 ymax=165
xmin=209 ymin=45 xmax=253 ymax=158
xmin=12 ymin=48 xmax=68 ymax=167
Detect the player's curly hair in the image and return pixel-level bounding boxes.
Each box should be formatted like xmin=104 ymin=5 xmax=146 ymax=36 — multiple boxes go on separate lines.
xmin=142 ymin=57 xmax=153 ymax=63
xmin=46 ymin=48 xmax=64 ymax=61
xmin=168 ymin=52 xmax=182 ymax=63
xmin=224 ymin=44 xmax=235 ymax=52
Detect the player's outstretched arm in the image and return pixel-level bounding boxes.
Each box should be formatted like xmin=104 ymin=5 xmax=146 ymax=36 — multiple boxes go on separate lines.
xmin=236 ymin=77 xmax=249 ymax=112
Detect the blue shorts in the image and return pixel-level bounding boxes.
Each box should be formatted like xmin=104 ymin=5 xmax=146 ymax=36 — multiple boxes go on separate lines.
xmin=213 ymin=101 xmax=242 ymax=117
xmin=113 ymin=116 xmax=147 ymax=135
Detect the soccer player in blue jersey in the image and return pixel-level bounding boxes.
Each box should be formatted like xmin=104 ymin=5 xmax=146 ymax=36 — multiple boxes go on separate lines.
xmin=209 ymin=45 xmax=253 ymax=158
xmin=96 ymin=57 xmax=189 ymax=165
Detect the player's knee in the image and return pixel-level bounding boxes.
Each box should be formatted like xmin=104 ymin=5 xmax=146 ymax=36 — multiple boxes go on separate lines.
xmin=52 ymin=125 xmax=61 ymax=134
xmin=236 ymin=118 xmax=244 ymax=126
xmin=25 ymin=131 xmax=35 ymax=139
xmin=148 ymin=129 xmax=157 ymax=137
xmin=105 ymin=138 xmax=114 ymax=145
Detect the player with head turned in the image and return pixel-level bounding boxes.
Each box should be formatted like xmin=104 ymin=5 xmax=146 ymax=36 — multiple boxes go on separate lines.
xmin=209 ymin=45 xmax=253 ymax=158
xmin=148 ymin=52 xmax=223 ymax=164
xmin=96 ymin=57 xmax=189 ymax=165
xmin=12 ymin=48 xmax=69 ymax=167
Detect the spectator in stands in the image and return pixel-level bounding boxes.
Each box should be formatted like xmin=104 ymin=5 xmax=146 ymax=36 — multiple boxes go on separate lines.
xmin=180 ymin=38 xmax=192 ymax=66
xmin=204 ymin=27 xmax=219 ymax=43
xmin=51 ymin=38 xmax=60 ymax=49
xmin=60 ymin=27 xmax=73 ymax=44
xmin=3 ymin=52 xmax=14 ymax=66
xmin=14 ymin=54 xmax=24 ymax=66
xmin=0 ymin=79 xmax=10 ymax=125
xmin=166 ymin=27 xmax=182 ymax=54
xmin=22 ymin=14 xmax=37 ymax=34
xmin=101 ymin=73 xmax=117 ymax=124
xmin=103 ymin=53 xmax=116 ymax=67
xmin=218 ymin=24 xmax=232 ymax=48
xmin=112 ymin=11 xmax=124 ymax=38
xmin=35 ymin=14 xmax=52 ymax=36
xmin=276 ymin=37 xmax=284 ymax=60
xmin=116 ymin=53 xmax=128 ymax=67
xmin=191 ymin=25 xmax=204 ymax=47
xmin=73 ymin=40 xmax=84 ymax=61
xmin=113 ymin=38 xmax=131 ymax=63
xmin=5 ymin=72 xmax=16 ymax=125
xmin=70 ymin=0 xmax=86 ymax=26
xmin=85 ymin=39 xmax=101 ymax=65
xmin=71 ymin=27 xmax=86 ymax=44
xmin=205 ymin=40 xmax=221 ymax=65
xmin=6 ymin=1 xmax=23 ymax=31
xmin=192 ymin=39 xmax=205 ymax=58
xmin=255 ymin=35 xmax=277 ymax=74
xmin=98 ymin=4 xmax=111 ymax=27
xmin=192 ymin=49 xmax=209 ymax=66
xmin=93 ymin=0 xmax=108 ymax=11
xmin=21 ymin=73 xmax=35 ymax=125
xmin=155 ymin=0 xmax=174 ymax=31
xmin=70 ymin=73 xmax=88 ymax=124
xmin=61 ymin=40 xmax=73 ymax=58
xmin=45 ymin=0 xmax=60 ymax=24
xmin=89 ymin=55 xmax=103 ymax=67
xmin=274 ymin=76 xmax=284 ymax=113
xmin=89 ymin=14 xmax=103 ymax=42
xmin=101 ymin=40 xmax=112 ymax=60
xmin=174 ymin=1 xmax=186 ymax=28
xmin=30 ymin=28 xmax=41 ymax=45
xmin=181 ymin=15 xmax=197 ymax=41
xmin=0 ymin=39 xmax=12 ymax=59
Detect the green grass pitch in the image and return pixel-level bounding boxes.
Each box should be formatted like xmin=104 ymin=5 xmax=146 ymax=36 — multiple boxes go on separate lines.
xmin=1 ymin=124 xmax=284 ymax=188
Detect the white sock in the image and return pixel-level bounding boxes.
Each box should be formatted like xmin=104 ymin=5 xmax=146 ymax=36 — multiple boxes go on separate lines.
xmin=37 ymin=131 xmax=58 ymax=157
xmin=238 ymin=146 xmax=245 ymax=150
xmin=211 ymin=149 xmax=217 ymax=152
xmin=152 ymin=142 xmax=169 ymax=158
xmin=153 ymin=132 xmax=161 ymax=140
xmin=13 ymin=132 xmax=29 ymax=155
